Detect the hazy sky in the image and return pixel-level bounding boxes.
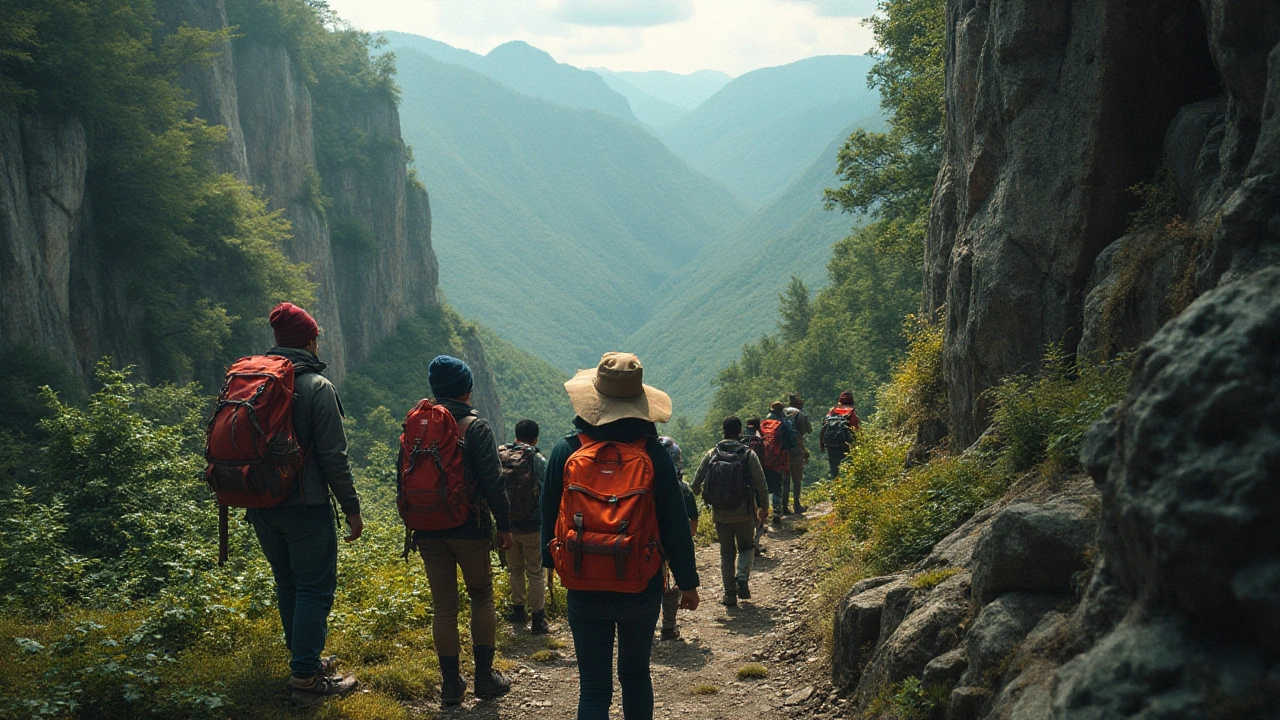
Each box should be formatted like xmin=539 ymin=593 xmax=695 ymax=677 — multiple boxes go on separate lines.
xmin=324 ymin=0 xmax=881 ymax=76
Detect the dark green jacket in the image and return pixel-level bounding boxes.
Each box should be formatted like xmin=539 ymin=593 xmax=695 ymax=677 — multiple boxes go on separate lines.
xmin=413 ymin=398 xmax=512 ymax=540
xmin=540 ymin=417 xmax=700 ymax=595
xmin=506 ymin=443 xmax=547 ymax=534
xmin=690 ymin=439 xmax=769 ymax=524
xmin=269 ymin=347 xmax=360 ymax=517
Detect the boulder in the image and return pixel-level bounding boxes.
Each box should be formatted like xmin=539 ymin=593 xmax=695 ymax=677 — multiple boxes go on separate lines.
xmin=922 ymin=647 xmax=968 ymax=691
xmin=831 ymin=575 xmax=906 ymax=689
xmin=855 ymin=572 xmax=970 ymax=702
xmin=970 ymin=500 xmax=1095 ymax=606
xmin=946 ymin=687 xmax=991 ymax=720
xmin=958 ymin=593 xmax=1063 ymax=688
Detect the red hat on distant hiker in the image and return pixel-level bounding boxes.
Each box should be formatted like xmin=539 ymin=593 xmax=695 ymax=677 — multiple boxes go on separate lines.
xmin=839 ymin=391 xmax=854 ymax=405
xmin=269 ymin=302 xmax=319 ymax=348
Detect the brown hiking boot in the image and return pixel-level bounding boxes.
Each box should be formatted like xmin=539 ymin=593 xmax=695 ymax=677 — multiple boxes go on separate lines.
xmin=660 ymin=627 xmax=681 ymax=641
xmin=530 ymin=610 xmax=550 ymax=635
xmin=289 ymin=671 xmax=358 ymax=708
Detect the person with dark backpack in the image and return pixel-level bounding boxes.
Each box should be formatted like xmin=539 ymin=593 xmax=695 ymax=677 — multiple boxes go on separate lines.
xmin=542 ymin=352 xmax=699 ymax=720
xmin=820 ymin=391 xmax=861 ymax=478
xmin=742 ymin=419 xmax=770 ymax=556
xmin=399 ymin=355 xmax=514 ymax=706
xmin=205 ymin=303 xmax=361 ymax=708
xmin=690 ymin=417 xmax=769 ymax=607
xmin=501 ymin=419 xmax=549 ymax=635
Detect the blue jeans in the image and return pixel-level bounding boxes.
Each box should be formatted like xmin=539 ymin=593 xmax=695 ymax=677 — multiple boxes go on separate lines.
xmin=764 ymin=469 xmax=785 ymax=514
xmin=567 ymin=587 xmax=662 ymax=720
xmin=247 ymin=505 xmax=338 ymax=678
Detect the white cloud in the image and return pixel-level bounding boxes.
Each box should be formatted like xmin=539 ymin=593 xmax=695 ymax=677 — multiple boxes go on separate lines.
xmin=552 ymin=0 xmax=693 ymax=27
xmin=326 ymin=0 xmax=877 ymax=75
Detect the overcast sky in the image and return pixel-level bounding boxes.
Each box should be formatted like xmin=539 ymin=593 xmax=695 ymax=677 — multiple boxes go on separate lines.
xmin=324 ymin=0 xmax=881 ymax=76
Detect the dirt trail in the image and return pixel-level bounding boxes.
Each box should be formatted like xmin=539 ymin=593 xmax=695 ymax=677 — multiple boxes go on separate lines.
xmin=434 ymin=505 xmax=842 ymax=719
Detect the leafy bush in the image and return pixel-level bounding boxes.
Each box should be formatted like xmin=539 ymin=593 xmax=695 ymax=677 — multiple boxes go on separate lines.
xmin=877 ymin=315 xmax=946 ymax=439
xmin=985 ymin=348 xmax=1130 ymax=476
xmin=0 ymin=487 xmax=83 ymax=616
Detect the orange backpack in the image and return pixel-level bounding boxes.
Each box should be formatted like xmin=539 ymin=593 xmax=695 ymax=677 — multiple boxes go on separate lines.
xmin=550 ymin=435 xmax=663 ymax=592
xmin=396 ymin=400 xmax=475 ymax=531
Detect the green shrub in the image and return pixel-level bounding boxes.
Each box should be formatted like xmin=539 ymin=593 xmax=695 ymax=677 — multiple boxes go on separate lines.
xmin=0 ymin=487 xmax=83 ymax=616
xmin=877 ymin=315 xmax=946 ymax=438
xmin=986 ymin=347 xmax=1130 ymax=476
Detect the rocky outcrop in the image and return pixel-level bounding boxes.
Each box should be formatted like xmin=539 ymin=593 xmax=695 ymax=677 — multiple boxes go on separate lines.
xmin=926 ymin=0 xmax=1252 ymax=446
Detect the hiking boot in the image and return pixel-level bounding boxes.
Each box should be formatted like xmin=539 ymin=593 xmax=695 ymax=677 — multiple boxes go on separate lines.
xmin=473 ymin=645 xmax=511 ymax=700
xmin=794 ymin=503 xmax=806 ymax=514
xmin=754 ymin=544 xmax=765 ymax=557
xmin=736 ymin=580 xmax=751 ymax=600
xmin=779 ymin=507 xmax=791 ymax=516
xmin=771 ymin=514 xmax=782 ymax=527
xmin=289 ymin=671 xmax=358 ymax=708
xmin=439 ymin=655 xmax=467 ymax=707
xmin=530 ymin=610 xmax=550 ymax=635
xmin=283 ymin=656 xmax=340 ymax=691
xmin=660 ymin=627 xmax=681 ymax=641
xmin=721 ymin=592 xmax=737 ymax=607
xmin=508 ymin=604 xmax=527 ymax=624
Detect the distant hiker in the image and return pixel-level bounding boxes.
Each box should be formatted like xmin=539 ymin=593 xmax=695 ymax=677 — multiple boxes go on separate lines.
xmin=690 ymin=416 xmax=769 ymax=607
xmin=659 ymin=435 xmax=685 ymax=480
xmin=659 ymin=435 xmax=700 ymax=640
xmin=820 ymin=391 xmax=861 ymax=478
xmin=542 ymin=352 xmax=700 ymax=720
xmin=206 ymin=302 xmax=361 ymax=707
xmin=502 ymin=419 xmax=550 ymax=635
xmin=760 ymin=402 xmax=797 ymax=526
xmin=398 ymin=355 xmax=513 ymax=706
xmin=782 ymin=393 xmax=813 ymax=515
xmin=742 ymin=419 xmax=769 ymax=556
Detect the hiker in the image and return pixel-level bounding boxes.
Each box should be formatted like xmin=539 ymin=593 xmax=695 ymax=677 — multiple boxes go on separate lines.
xmin=760 ymin=402 xmax=797 ymax=526
xmin=502 ymin=419 xmax=550 ymax=635
xmin=820 ymin=391 xmax=861 ymax=478
xmin=742 ymin=419 xmax=769 ymax=556
xmin=690 ymin=417 xmax=769 ymax=608
xmin=659 ymin=435 xmax=699 ymax=640
xmin=241 ymin=303 xmax=361 ymax=707
xmin=782 ymin=393 xmax=813 ymax=515
xmin=542 ymin=352 xmax=700 ymax=720
xmin=402 ymin=355 xmax=514 ymax=706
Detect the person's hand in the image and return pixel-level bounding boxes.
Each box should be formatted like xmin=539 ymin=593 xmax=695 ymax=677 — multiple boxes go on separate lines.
xmin=679 ymin=588 xmax=700 ymax=611
xmin=497 ymin=531 xmax=514 ymax=551
xmin=757 ymin=507 xmax=769 ymax=526
xmin=344 ymin=514 xmax=364 ymax=543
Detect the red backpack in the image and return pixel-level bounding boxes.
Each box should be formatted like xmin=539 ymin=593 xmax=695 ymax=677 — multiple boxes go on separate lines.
xmin=204 ymin=355 xmax=306 ymax=563
xmin=550 ymin=436 xmax=663 ymax=593
xmin=759 ymin=418 xmax=791 ymax=471
xmin=397 ymin=399 xmax=475 ymax=531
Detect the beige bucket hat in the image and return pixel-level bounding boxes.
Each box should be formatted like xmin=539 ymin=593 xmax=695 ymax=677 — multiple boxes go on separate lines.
xmin=564 ymin=352 xmax=672 ymax=425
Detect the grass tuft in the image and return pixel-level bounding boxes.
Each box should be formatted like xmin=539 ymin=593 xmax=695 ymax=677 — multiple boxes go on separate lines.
xmin=737 ymin=663 xmax=768 ymax=680
xmin=910 ymin=567 xmax=962 ymax=590
xmin=530 ymin=649 xmax=560 ymax=662
xmin=690 ymin=683 xmax=720 ymax=695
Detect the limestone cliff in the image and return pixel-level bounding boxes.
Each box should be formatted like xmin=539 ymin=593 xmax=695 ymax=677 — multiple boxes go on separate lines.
xmin=0 ymin=0 xmax=483 ymax=414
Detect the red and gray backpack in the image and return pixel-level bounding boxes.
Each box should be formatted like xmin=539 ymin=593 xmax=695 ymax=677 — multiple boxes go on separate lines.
xmin=204 ymin=355 xmax=307 ymax=563
xmin=397 ymin=400 xmax=475 ymax=531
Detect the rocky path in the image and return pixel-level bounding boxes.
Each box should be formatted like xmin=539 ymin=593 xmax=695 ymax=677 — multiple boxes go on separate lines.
xmin=433 ymin=506 xmax=843 ymax=719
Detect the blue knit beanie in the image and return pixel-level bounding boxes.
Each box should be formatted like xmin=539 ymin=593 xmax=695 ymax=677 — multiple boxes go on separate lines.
xmin=428 ymin=355 xmax=473 ymax=399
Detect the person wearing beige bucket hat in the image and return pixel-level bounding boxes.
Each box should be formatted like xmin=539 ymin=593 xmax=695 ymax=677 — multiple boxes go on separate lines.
xmin=541 ymin=352 xmax=700 ymax=720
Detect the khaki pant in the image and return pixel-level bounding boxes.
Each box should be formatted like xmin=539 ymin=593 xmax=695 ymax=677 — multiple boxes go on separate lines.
xmin=505 ymin=530 xmax=546 ymax=612
xmin=661 ymin=564 xmax=681 ymax=630
xmin=418 ymin=538 xmax=497 ymax=657
xmin=783 ymin=454 xmax=805 ymax=509
xmin=716 ymin=520 xmax=757 ymax=593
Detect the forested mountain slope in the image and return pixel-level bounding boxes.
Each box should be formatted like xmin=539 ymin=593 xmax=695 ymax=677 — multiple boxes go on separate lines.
xmin=657 ymin=55 xmax=881 ymax=207
xmin=628 ymin=122 xmax=882 ymax=416
xmin=592 ymin=68 xmax=733 ymax=126
xmin=382 ymin=32 xmax=636 ymax=122
xmin=392 ymin=48 xmax=746 ymax=370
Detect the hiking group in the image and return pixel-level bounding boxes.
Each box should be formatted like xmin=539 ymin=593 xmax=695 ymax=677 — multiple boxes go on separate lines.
xmin=202 ymin=302 xmax=859 ymax=719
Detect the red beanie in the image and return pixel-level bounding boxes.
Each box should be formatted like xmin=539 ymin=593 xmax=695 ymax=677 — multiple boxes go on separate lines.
xmin=269 ymin=302 xmax=319 ymax=348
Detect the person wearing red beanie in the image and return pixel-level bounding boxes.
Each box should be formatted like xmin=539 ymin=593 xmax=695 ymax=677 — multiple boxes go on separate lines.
xmin=248 ymin=302 xmax=364 ymax=707
xmin=269 ymin=302 xmax=320 ymax=349
xmin=821 ymin=392 xmax=861 ymax=479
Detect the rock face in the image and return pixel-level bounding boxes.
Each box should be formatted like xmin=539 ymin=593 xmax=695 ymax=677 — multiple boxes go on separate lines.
xmin=925 ymin=0 xmax=1268 ymax=446
xmin=827 ymin=1 xmax=1280 ymax=717
xmin=0 ymin=0 xmax=477 ymax=409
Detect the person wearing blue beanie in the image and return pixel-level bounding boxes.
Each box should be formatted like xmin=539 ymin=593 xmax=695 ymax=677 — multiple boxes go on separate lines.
xmin=428 ymin=355 xmax=474 ymax=400
xmin=413 ymin=354 xmax=512 ymax=705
